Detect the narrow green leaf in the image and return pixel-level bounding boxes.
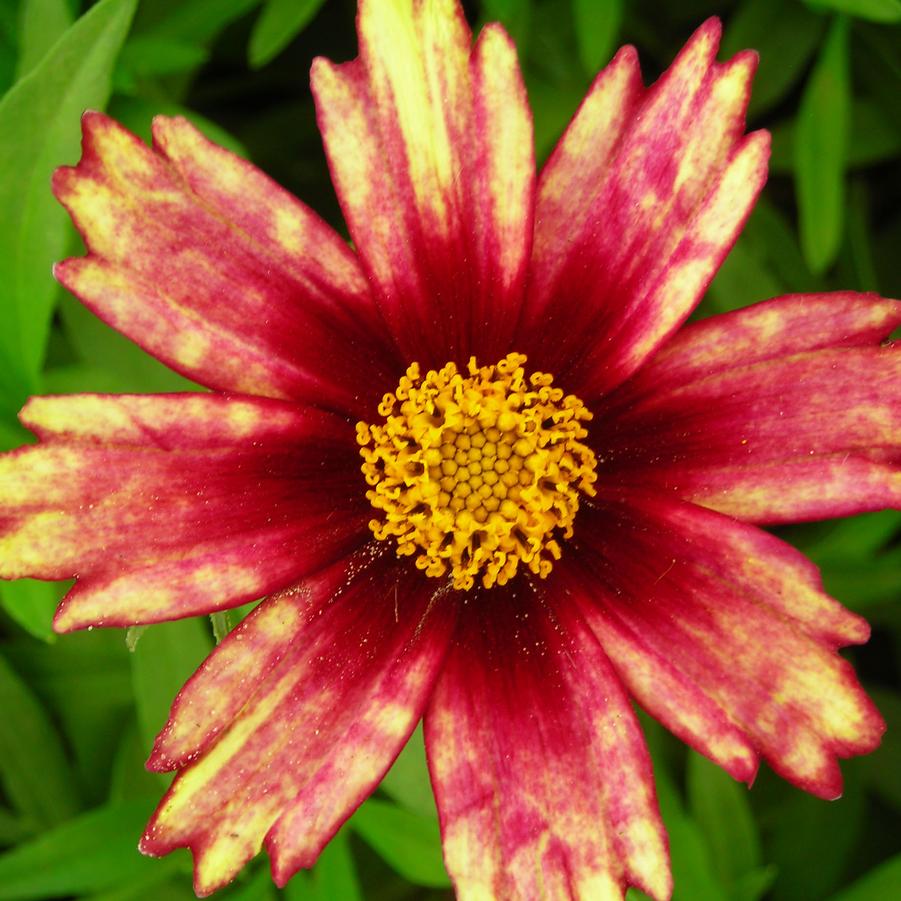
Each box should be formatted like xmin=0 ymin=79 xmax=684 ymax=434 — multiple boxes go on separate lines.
xmin=795 ymin=16 xmax=851 ymax=274
xmin=15 ymin=0 xmax=74 ymax=79
xmin=0 ymin=0 xmax=137 ymax=411
xmin=804 ymin=510 xmax=900 ymax=564
xmin=130 ymin=619 xmax=213 ymax=754
xmin=829 ymin=853 xmax=901 ymax=900
xmin=117 ymin=34 xmax=208 ymax=79
xmin=770 ymin=99 xmax=901 ymax=174
xmin=58 ymin=292 xmax=198 ymax=394
xmin=572 ymin=0 xmax=622 ymax=75
xmin=3 ymin=630 xmax=133 ymax=805
xmin=379 ymin=725 xmax=438 ymax=818
xmin=766 ymin=764 xmax=864 ymax=900
xmin=109 ymin=720 xmax=165 ymax=803
xmin=0 ymin=652 xmax=80 ymax=829
xmin=249 ymin=0 xmax=326 ymax=68
xmin=311 ymin=830 xmax=361 ymax=901
xmin=722 ymin=0 xmax=825 ymax=118
xmin=0 ymin=2 xmax=15 ymax=94
xmin=81 ymin=859 xmax=188 ymax=901
xmin=351 ymin=798 xmax=450 ymax=888
xmin=0 ymin=800 xmax=157 ymax=900
xmin=686 ymin=752 xmax=761 ymax=892
xmin=0 ymin=578 xmax=61 ymax=642
xmin=804 ymin=0 xmax=901 ymax=23
xmin=137 ymin=0 xmax=262 ymax=43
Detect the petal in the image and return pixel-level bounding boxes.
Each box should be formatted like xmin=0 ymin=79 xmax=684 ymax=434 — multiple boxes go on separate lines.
xmin=53 ymin=112 xmax=401 ymax=419
xmin=0 ymin=394 xmax=368 ymax=629
xmin=521 ymin=18 xmax=768 ymax=398
xmin=425 ymin=581 xmax=671 ymax=901
xmin=596 ymin=304 xmax=901 ymax=523
xmin=568 ymin=492 xmax=885 ymax=799
xmin=311 ymin=0 xmax=534 ymax=365
xmin=140 ymin=548 xmax=456 ymax=896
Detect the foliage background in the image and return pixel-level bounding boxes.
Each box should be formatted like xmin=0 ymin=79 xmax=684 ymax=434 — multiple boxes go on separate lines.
xmin=0 ymin=0 xmax=899 ymax=898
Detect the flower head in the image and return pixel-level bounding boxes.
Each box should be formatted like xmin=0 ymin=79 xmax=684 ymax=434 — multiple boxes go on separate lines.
xmin=1 ymin=1 xmax=898 ymax=898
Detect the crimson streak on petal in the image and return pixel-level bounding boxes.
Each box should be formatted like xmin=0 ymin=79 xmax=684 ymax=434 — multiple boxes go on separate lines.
xmin=426 ymin=581 xmax=671 ymax=901
xmin=141 ymin=546 xmax=456 ymax=896
xmin=0 ymin=393 xmax=369 ymax=629
xmin=566 ymin=492 xmax=885 ymax=800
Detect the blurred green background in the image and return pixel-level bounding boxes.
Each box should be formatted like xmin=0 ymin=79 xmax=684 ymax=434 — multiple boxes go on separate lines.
xmin=0 ymin=0 xmax=899 ymax=898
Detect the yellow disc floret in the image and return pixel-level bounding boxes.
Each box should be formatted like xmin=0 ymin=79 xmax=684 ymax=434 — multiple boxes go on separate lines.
xmin=356 ymin=353 xmax=597 ymax=590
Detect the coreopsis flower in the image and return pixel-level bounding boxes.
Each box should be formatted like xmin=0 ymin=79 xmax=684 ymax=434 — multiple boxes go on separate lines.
xmin=1 ymin=0 xmax=898 ymax=897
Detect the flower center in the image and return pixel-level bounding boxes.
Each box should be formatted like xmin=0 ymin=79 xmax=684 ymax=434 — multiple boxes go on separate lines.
xmin=356 ymin=353 xmax=597 ymax=590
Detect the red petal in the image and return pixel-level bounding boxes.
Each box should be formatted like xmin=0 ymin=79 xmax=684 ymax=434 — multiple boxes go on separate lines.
xmin=0 ymin=394 xmax=368 ymax=629
xmin=311 ymin=1 xmax=534 ymax=365
xmin=521 ymin=19 xmax=768 ymax=398
xmin=568 ymin=491 xmax=885 ymax=799
xmin=426 ymin=582 xmax=671 ymax=901
xmin=53 ymin=112 xmax=400 ymax=419
xmin=596 ymin=296 xmax=901 ymax=522
xmin=140 ymin=548 xmax=455 ymax=896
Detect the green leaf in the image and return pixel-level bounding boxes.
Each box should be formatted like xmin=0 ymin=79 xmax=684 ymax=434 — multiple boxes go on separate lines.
xmin=803 ymin=510 xmax=901 ymax=564
xmin=310 ymin=830 xmax=361 ymax=901
xmin=829 ymin=853 xmax=901 ymax=900
xmin=249 ymin=0 xmax=326 ymax=68
xmin=0 ymin=0 xmax=137 ymax=414
xmin=795 ymin=16 xmax=851 ymax=274
xmin=351 ymin=797 xmax=449 ymax=888
xmin=770 ymin=99 xmax=901 ymax=174
xmin=722 ymin=0 xmax=824 ymax=118
xmin=15 ymin=0 xmax=74 ymax=79
xmin=1 ymin=630 xmax=133 ymax=806
xmin=0 ymin=800 xmax=158 ymax=899
xmin=766 ymin=764 xmax=864 ymax=900
xmin=572 ymin=0 xmax=622 ymax=75
xmin=0 ymin=652 xmax=80 ymax=829
xmin=804 ymin=0 xmax=901 ymax=23
xmin=0 ymin=578 xmax=61 ymax=643
xmin=659 ymin=768 xmax=727 ymax=901
xmin=109 ymin=720 xmax=166 ymax=803
xmin=686 ymin=752 xmax=761 ymax=893
xmin=379 ymin=725 xmax=437 ymax=818
xmin=136 ymin=0 xmax=262 ymax=43
xmin=58 ymin=292 xmax=198 ymax=394
xmin=130 ymin=619 xmax=213 ymax=755
xmin=118 ymin=34 xmax=208 ymax=79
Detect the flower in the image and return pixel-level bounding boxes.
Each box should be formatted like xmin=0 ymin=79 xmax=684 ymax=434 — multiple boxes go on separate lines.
xmin=1 ymin=0 xmax=898 ymax=897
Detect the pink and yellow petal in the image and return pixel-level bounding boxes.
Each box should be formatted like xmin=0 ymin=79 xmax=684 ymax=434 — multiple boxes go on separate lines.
xmin=311 ymin=0 xmax=533 ymax=365
xmin=426 ymin=584 xmax=670 ymax=901
xmin=621 ymin=292 xmax=901 ymax=398
xmin=598 ymin=344 xmax=901 ymax=523
xmin=140 ymin=550 xmax=456 ymax=895
xmin=0 ymin=394 xmax=367 ymax=628
xmin=54 ymin=112 xmax=399 ymax=419
xmin=521 ymin=19 xmax=768 ymax=397
xmin=570 ymin=493 xmax=884 ymax=798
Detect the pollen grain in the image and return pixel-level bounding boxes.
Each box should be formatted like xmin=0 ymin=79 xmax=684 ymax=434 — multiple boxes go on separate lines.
xmin=356 ymin=353 xmax=597 ymax=590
